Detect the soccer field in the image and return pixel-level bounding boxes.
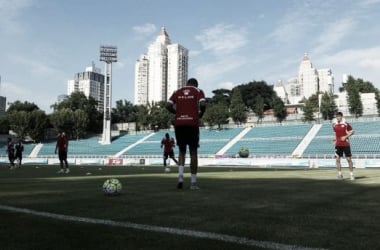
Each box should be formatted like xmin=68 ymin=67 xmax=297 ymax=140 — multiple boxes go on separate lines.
xmin=1 ymin=165 xmax=380 ymax=250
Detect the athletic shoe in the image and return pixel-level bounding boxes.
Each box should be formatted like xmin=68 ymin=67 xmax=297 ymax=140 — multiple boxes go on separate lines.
xmin=57 ymin=169 xmax=65 ymax=174
xmin=350 ymin=175 xmax=355 ymax=181
xmin=65 ymin=168 xmax=70 ymax=174
xmin=337 ymin=174 xmax=343 ymax=180
xmin=177 ymin=182 xmax=183 ymax=189
xmin=190 ymin=183 xmax=200 ymax=190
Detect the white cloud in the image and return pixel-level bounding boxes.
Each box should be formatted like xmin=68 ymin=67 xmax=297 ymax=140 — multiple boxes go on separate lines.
xmin=195 ymin=24 xmax=248 ymax=55
xmin=132 ymin=23 xmax=157 ymax=37
xmin=318 ymin=46 xmax=380 ymax=85
xmin=312 ymin=18 xmax=356 ymax=54
xmin=194 ymin=56 xmax=248 ymax=82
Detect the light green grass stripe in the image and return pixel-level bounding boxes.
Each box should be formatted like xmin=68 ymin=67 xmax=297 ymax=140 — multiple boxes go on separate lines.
xmin=0 ymin=204 xmax=327 ymax=250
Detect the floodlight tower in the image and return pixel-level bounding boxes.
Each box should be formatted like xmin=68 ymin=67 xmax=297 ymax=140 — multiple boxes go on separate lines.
xmin=99 ymin=45 xmax=117 ymax=144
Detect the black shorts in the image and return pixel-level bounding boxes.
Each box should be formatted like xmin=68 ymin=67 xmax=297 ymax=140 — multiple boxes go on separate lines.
xmin=335 ymin=146 xmax=352 ymax=158
xmin=164 ymin=150 xmax=175 ymax=158
xmin=58 ymin=150 xmax=67 ymax=161
xmin=174 ymin=126 xmax=199 ymax=152
xmin=15 ymin=153 xmax=22 ymax=160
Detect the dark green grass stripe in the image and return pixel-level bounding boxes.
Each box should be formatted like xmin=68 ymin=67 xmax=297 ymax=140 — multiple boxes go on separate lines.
xmin=0 ymin=204 xmax=327 ymax=250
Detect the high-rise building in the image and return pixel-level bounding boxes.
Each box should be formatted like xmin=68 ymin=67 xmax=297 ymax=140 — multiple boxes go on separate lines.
xmin=167 ymin=44 xmax=188 ymax=97
xmin=134 ymin=55 xmax=149 ymax=105
xmin=298 ymin=53 xmax=319 ymax=99
xmin=134 ymin=27 xmax=188 ymax=105
xmin=280 ymin=54 xmax=335 ymax=104
xmin=67 ymin=63 xmax=104 ymax=112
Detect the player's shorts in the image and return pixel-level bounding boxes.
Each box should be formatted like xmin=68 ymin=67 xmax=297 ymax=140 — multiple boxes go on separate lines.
xmin=58 ymin=150 xmax=67 ymax=161
xmin=174 ymin=126 xmax=199 ymax=152
xmin=164 ymin=150 xmax=175 ymax=158
xmin=335 ymin=146 xmax=352 ymax=158
xmin=15 ymin=152 xmax=22 ymax=160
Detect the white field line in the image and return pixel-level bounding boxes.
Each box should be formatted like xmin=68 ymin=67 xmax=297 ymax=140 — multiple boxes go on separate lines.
xmin=0 ymin=204 xmax=327 ymax=250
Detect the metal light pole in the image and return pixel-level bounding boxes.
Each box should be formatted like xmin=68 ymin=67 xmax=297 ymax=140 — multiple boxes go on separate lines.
xmin=99 ymin=45 xmax=117 ymax=144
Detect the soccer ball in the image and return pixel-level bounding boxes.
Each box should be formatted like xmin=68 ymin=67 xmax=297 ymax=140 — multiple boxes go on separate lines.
xmin=103 ymin=178 xmax=122 ymax=195
xmin=238 ymin=147 xmax=249 ymax=158
xmin=164 ymin=167 xmax=171 ymax=173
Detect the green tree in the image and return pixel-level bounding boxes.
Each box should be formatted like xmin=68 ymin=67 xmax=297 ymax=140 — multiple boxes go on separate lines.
xmin=148 ymin=101 xmax=173 ymax=130
xmin=28 ymin=110 xmax=48 ymax=142
xmin=209 ymin=89 xmax=231 ymax=106
xmin=203 ymin=103 xmax=230 ymax=129
xmin=375 ymin=90 xmax=380 ymax=117
xmin=272 ymin=96 xmax=287 ymax=123
xmin=135 ymin=105 xmax=150 ymax=131
xmin=112 ymin=99 xmax=137 ymax=123
xmin=236 ymin=81 xmax=274 ymax=111
xmin=0 ymin=116 xmax=9 ymax=134
xmin=320 ymin=92 xmax=337 ymax=120
xmin=346 ymin=77 xmax=363 ymax=118
xmin=50 ymin=108 xmax=75 ymax=137
xmin=229 ymin=89 xmax=247 ymax=124
xmin=72 ymin=109 xmax=89 ymax=139
xmin=52 ymin=92 xmax=102 ymax=133
xmin=253 ymin=95 xmax=265 ymax=123
xmin=6 ymin=101 xmax=48 ymax=141
xmin=7 ymin=101 xmax=39 ymax=113
xmin=302 ymin=99 xmax=315 ymax=122
xmin=7 ymin=111 xmax=30 ymax=139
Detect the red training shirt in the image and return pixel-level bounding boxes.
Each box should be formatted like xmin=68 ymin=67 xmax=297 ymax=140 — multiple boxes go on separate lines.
xmin=333 ymin=121 xmax=353 ymax=147
xmin=168 ymin=86 xmax=206 ymax=127
xmin=161 ymin=137 xmax=175 ymax=153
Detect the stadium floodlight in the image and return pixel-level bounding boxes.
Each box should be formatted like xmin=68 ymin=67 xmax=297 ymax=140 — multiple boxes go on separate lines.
xmin=99 ymin=45 xmax=118 ymax=144
xmin=100 ymin=46 xmax=118 ymax=63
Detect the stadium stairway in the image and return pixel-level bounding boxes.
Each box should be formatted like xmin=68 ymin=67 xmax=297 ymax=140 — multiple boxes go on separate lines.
xmin=291 ymin=124 xmax=322 ymax=157
xmin=113 ymin=132 xmax=156 ymax=157
xmin=29 ymin=143 xmax=43 ymax=157
xmin=215 ymin=127 xmax=252 ymax=156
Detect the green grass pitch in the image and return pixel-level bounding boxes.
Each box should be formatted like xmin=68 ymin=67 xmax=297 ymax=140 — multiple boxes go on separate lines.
xmin=1 ymin=165 xmax=380 ymax=250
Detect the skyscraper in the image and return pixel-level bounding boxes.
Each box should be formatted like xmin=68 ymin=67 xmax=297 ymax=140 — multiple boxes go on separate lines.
xmin=134 ymin=27 xmax=188 ymax=105
xmin=282 ymin=53 xmax=335 ymax=104
xmin=67 ymin=63 xmax=105 ymax=112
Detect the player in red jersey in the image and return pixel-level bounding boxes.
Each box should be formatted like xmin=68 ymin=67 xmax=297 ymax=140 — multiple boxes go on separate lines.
xmin=166 ymin=78 xmax=206 ymax=189
xmin=161 ymin=133 xmax=178 ymax=167
xmin=55 ymin=132 xmax=69 ymax=174
xmin=333 ymin=112 xmax=354 ymax=180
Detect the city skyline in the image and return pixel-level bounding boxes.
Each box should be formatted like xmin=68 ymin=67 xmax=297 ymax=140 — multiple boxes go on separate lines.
xmin=1 ymin=0 xmax=380 ymax=112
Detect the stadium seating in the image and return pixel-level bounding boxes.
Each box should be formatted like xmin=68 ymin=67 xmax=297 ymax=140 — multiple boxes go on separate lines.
xmin=3 ymin=120 xmax=379 ymax=159
xmin=225 ymin=124 xmax=312 ymax=156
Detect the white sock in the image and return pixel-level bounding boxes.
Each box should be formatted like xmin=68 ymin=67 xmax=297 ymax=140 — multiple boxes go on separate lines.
xmin=191 ymin=174 xmax=197 ymax=184
xmin=338 ymin=171 xmax=342 ymax=176
xmin=178 ymin=166 xmax=184 ymax=182
xmin=350 ymin=172 xmax=354 ymax=176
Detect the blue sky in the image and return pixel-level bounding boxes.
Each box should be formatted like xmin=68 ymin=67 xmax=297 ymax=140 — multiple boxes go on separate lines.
xmin=1 ymin=0 xmax=380 ymax=113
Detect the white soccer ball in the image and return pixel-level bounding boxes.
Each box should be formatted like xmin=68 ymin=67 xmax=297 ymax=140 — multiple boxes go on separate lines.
xmin=164 ymin=167 xmax=171 ymax=173
xmin=103 ymin=178 xmax=122 ymax=195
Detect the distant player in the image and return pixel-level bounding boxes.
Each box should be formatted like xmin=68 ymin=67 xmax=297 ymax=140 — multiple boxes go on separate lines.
xmin=333 ymin=112 xmax=354 ymax=180
xmin=55 ymin=132 xmax=69 ymax=174
xmin=161 ymin=133 xmax=179 ymax=167
xmin=15 ymin=140 xmax=24 ymax=168
xmin=6 ymin=137 xmax=15 ymax=169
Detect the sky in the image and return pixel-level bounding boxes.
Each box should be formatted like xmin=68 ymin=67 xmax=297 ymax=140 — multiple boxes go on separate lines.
xmin=1 ymin=0 xmax=380 ymax=113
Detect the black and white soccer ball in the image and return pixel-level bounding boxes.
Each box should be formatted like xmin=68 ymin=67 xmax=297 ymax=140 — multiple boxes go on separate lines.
xmin=103 ymin=178 xmax=122 ymax=195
